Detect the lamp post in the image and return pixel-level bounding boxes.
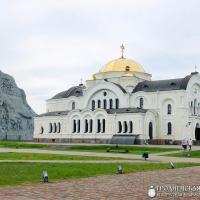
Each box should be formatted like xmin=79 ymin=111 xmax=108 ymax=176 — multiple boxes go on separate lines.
xmin=42 ymin=170 xmax=48 ymax=183
xmin=117 ymin=164 xmax=123 ymax=174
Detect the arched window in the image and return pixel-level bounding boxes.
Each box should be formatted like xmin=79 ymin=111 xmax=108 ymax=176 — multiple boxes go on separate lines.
xmin=118 ymin=121 xmax=122 ymax=133
xmin=72 ymin=102 xmax=75 ymax=110
xmin=77 ymin=120 xmax=80 ymax=133
xmin=73 ymin=120 xmax=76 ymax=133
xmin=129 ymin=121 xmax=133 ymax=133
xmin=194 ymin=99 xmax=197 ymax=115
xmin=115 ymin=98 xmax=119 ymax=109
xmin=125 ymin=66 xmax=130 ymax=71
xmin=149 ymin=122 xmax=153 ymax=139
xmin=40 ymin=126 xmax=44 ymax=134
xmin=89 ymin=119 xmax=93 ymax=133
xmin=103 ymin=99 xmax=107 ymax=109
xmin=140 ymin=98 xmax=144 ymax=109
xmin=57 ymin=122 xmax=61 ymax=133
xmin=53 ymin=123 xmax=57 ymax=133
xmin=97 ymin=119 xmax=101 ymax=133
xmin=167 ymin=122 xmax=172 ymax=135
xmin=97 ymin=100 xmax=101 ymax=108
xmin=84 ymin=119 xmax=88 ymax=133
xmin=92 ymin=100 xmax=95 ymax=110
xmin=168 ymin=104 xmax=172 ymax=115
xmin=49 ymin=123 xmax=52 ymax=133
xmin=109 ymin=99 xmax=113 ymax=109
xmin=102 ymin=119 xmax=105 ymax=133
xmin=123 ymin=121 xmax=128 ymax=133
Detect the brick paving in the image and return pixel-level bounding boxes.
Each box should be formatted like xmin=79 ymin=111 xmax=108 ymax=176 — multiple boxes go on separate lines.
xmin=0 ymin=167 xmax=200 ymax=200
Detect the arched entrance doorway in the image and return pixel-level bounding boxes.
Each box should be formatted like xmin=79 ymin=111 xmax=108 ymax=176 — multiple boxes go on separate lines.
xmin=149 ymin=122 xmax=153 ymax=140
xmin=195 ymin=123 xmax=200 ymax=140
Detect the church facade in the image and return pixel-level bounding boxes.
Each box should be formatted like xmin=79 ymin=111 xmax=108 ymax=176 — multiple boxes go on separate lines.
xmin=33 ymin=47 xmax=200 ymax=144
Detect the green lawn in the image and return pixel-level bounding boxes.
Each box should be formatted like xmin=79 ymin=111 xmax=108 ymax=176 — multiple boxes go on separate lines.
xmin=0 ymin=141 xmax=50 ymax=149
xmin=64 ymin=145 xmax=179 ymax=155
xmin=0 ymin=162 xmax=199 ymax=186
xmin=164 ymin=150 xmax=200 ymax=158
xmin=0 ymin=152 xmax=126 ymax=160
xmin=0 ymin=141 xmax=179 ymax=155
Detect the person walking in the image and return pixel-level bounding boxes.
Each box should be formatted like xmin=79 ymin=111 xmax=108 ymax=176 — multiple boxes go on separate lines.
xmin=182 ymin=138 xmax=187 ymax=150
xmin=188 ymin=138 xmax=193 ymax=151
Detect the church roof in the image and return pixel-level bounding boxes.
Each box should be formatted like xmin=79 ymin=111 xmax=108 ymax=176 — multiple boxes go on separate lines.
xmin=99 ymin=58 xmax=145 ymax=73
xmin=99 ymin=44 xmax=145 ymax=74
xmin=38 ymin=110 xmax=70 ymax=117
xmin=104 ymin=79 xmax=127 ymax=93
xmin=132 ymin=73 xmax=196 ymax=93
xmin=51 ymin=85 xmax=84 ymax=100
xmin=106 ymin=107 xmax=147 ymax=114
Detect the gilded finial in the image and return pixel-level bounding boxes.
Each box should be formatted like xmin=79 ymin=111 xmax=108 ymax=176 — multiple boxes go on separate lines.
xmin=120 ymin=44 xmax=125 ymax=58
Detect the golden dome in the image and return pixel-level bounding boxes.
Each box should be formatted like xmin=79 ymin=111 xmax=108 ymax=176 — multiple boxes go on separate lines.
xmin=99 ymin=57 xmax=145 ymax=73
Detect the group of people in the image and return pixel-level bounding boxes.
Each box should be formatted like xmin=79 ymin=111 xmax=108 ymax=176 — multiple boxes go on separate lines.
xmin=181 ymin=138 xmax=193 ymax=151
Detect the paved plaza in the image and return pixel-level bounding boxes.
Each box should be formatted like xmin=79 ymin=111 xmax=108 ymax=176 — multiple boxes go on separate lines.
xmin=0 ymin=166 xmax=199 ymax=200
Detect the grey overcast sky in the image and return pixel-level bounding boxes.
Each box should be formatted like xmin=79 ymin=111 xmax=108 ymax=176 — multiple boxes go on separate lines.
xmin=0 ymin=0 xmax=200 ymax=114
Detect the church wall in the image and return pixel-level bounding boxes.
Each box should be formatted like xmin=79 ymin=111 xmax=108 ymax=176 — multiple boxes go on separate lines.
xmin=34 ymin=116 xmax=68 ymax=140
xmin=34 ymin=72 xmax=200 ymax=144
xmin=131 ymin=89 xmax=189 ymax=141
xmin=186 ymin=74 xmax=200 ymax=140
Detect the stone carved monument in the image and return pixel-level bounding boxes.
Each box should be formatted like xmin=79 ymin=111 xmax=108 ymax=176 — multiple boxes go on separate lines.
xmin=0 ymin=70 xmax=36 ymax=140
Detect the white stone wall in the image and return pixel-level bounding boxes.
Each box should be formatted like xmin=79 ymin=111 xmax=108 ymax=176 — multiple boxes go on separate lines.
xmin=34 ymin=73 xmax=200 ymax=142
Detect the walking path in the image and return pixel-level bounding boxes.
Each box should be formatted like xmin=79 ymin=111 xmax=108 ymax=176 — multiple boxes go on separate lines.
xmin=29 ymin=142 xmax=200 ymax=150
xmin=0 ymin=166 xmax=199 ymax=200
xmin=0 ymin=147 xmax=200 ymax=163
xmin=0 ymin=160 xmax=148 ymax=163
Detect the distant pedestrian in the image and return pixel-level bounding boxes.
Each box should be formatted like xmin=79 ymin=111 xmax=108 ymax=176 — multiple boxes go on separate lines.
xmin=188 ymin=138 xmax=193 ymax=151
xmin=181 ymin=138 xmax=187 ymax=150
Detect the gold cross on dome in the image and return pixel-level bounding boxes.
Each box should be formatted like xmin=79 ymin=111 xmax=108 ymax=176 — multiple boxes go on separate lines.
xmin=120 ymin=44 xmax=125 ymax=58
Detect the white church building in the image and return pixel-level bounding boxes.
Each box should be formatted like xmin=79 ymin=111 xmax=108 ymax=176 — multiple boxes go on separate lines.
xmin=33 ymin=46 xmax=200 ymax=144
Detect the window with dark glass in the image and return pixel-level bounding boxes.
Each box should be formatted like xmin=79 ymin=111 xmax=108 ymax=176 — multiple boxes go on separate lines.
xmin=89 ymin=119 xmax=93 ymax=133
xmin=57 ymin=122 xmax=61 ymax=133
xmin=118 ymin=121 xmax=122 ymax=133
xmin=103 ymin=99 xmax=107 ymax=109
xmin=53 ymin=123 xmax=57 ymax=133
xmin=73 ymin=120 xmax=76 ymax=133
xmin=116 ymin=98 xmax=119 ymax=109
xmin=125 ymin=66 xmax=130 ymax=71
xmin=123 ymin=121 xmax=127 ymax=133
xmin=77 ymin=120 xmax=80 ymax=133
xmin=84 ymin=119 xmax=88 ymax=133
xmin=139 ymin=98 xmax=144 ymax=108
xmin=92 ymin=100 xmax=95 ymax=110
xmin=109 ymin=99 xmax=113 ymax=109
xmin=102 ymin=119 xmax=105 ymax=133
xmin=49 ymin=123 xmax=52 ymax=133
xmin=167 ymin=122 xmax=172 ymax=135
xmin=40 ymin=126 xmax=44 ymax=134
xmin=97 ymin=119 xmax=101 ymax=133
xmin=168 ymin=104 xmax=172 ymax=114
xmin=72 ymin=102 xmax=75 ymax=110
xmin=97 ymin=100 xmax=101 ymax=108
xmin=129 ymin=121 xmax=133 ymax=133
